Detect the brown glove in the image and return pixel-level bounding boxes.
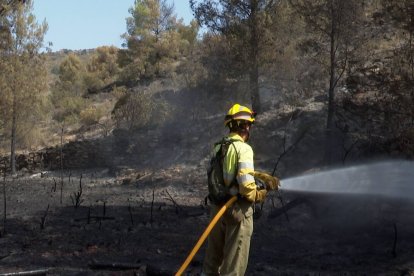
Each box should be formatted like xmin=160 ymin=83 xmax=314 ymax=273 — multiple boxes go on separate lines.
xmin=255 ymin=189 xmax=267 ymax=203
xmin=253 ymin=171 xmax=280 ymax=191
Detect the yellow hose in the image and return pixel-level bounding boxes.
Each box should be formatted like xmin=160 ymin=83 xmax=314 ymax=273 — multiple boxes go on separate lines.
xmin=175 ymin=196 xmax=238 ymax=276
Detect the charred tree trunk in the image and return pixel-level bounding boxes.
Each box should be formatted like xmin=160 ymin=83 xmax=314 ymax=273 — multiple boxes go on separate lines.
xmin=2 ymin=171 xmax=6 ymax=235
xmin=250 ymin=62 xmax=260 ymax=114
xmin=325 ymin=0 xmax=338 ymax=165
xmin=249 ymin=0 xmax=261 ymax=113
xmin=10 ymin=94 xmax=17 ymax=175
xmin=60 ymin=126 xmax=64 ymax=204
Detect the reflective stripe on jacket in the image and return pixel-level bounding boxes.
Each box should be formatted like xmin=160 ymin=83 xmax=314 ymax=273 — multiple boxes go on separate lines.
xmin=214 ymin=133 xmax=258 ymax=202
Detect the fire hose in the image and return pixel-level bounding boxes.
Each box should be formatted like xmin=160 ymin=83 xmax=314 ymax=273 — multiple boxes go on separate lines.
xmin=175 ymin=170 xmax=282 ymax=275
xmin=175 ymin=196 xmax=238 ymax=276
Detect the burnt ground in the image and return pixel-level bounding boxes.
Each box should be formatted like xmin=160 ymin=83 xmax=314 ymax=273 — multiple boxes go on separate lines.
xmin=1 ymin=167 xmax=414 ymax=276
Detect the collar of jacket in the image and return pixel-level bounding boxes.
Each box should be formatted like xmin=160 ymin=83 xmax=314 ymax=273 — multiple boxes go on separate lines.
xmin=228 ymin=133 xmax=244 ymax=142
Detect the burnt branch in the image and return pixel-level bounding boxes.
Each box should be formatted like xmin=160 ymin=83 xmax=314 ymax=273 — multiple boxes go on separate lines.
xmin=342 ymin=138 xmax=360 ymax=164
xmin=60 ymin=127 xmax=64 ymax=204
xmin=150 ymin=189 xmax=155 ymax=224
xmin=392 ymin=223 xmax=398 ymax=258
xmin=165 ymin=189 xmax=182 ymax=214
xmin=0 ymin=252 xmax=10 ymax=260
xmin=99 ymin=202 xmax=106 ymax=229
xmin=89 ymin=260 xmax=142 ymax=270
xmin=276 ymin=191 xmax=290 ymax=222
xmin=70 ymin=175 xmax=84 ymax=209
xmin=128 ymin=203 xmax=134 ymax=226
xmin=40 ymin=204 xmax=50 ymax=230
xmin=51 ymin=178 xmax=57 ymax=192
xmin=75 ymin=216 xmax=115 ymax=222
xmin=268 ymin=112 xmax=308 ymax=222
xmin=267 ymin=197 xmax=309 ymax=220
xmin=0 ymin=268 xmax=51 ymax=276
xmin=272 ymin=111 xmax=308 ymax=176
xmin=87 ymin=205 xmax=91 ymax=224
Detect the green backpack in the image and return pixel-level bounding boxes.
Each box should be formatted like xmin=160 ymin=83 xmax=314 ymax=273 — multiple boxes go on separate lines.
xmin=207 ymin=138 xmax=238 ymax=205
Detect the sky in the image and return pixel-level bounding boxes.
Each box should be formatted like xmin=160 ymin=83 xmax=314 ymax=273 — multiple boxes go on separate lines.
xmin=32 ymin=0 xmax=195 ymax=51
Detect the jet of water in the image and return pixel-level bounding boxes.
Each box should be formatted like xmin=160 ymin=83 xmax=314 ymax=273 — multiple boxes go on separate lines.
xmin=281 ymin=160 xmax=414 ymax=200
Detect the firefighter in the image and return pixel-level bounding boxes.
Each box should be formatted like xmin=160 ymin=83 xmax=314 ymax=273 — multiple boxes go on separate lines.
xmin=202 ymin=103 xmax=280 ymax=276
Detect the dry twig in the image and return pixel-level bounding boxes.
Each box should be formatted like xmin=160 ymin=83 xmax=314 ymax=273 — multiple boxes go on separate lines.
xmin=89 ymin=260 xmax=142 ymax=270
xmin=150 ymin=189 xmax=155 ymax=223
xmin=70 ymin=175 xmax=84 ymax=209
xmin=128 ymin=203 xmax=134 ymax=226
xmin=0 ymin=268 xmax=51 ymax=276
xmin=40 ymin=204 xmax=50 ymax=230
xmin=75 ymin=216 xmax=115 ymax=222
xmin=267 ymin=197 xmax=308 ymax=220
xmin=392 ymin=223 xmax=398 ymax=258
xmin=51 ymin=178 xmax=57 ymax=192
xmin=165 ymin=189 xmax=182 ymax=214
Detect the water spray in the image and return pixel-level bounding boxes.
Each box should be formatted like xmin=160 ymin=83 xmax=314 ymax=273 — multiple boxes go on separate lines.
xmin=280 ymin=160 xmax=414 ymax=200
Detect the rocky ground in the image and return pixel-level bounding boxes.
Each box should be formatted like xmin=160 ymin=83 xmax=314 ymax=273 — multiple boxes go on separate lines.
xmin=1 ymin=165 xmax=414 ymax=276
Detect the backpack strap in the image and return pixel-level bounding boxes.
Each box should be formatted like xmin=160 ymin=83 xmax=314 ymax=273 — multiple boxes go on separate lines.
xmin=219 ymin=137 xmax=240 ymax=189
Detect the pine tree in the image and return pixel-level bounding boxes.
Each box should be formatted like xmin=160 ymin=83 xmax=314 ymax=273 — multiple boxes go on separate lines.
xmin=190 ymin=0 xmax=283 ymax=113
xmin=289 ymin=0 xmax=366 ymax=163
xmin=120 ymin=0 xmax=177 ymax=81
xmin=0 ymin=0 xmax=48 ymax=174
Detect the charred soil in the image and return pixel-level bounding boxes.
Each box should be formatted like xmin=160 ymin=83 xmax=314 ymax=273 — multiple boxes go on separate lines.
xmin=1 ymin=167 xmax=414 ymax=276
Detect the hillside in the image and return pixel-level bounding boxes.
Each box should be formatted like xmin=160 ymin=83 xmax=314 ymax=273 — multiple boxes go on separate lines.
xmin=1 ymin=94 xmax=414 ymax=275
xmin=2 ymin=0 xmax=414 ymax=274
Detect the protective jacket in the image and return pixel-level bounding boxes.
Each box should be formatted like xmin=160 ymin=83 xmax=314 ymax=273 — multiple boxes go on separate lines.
xmin=218 ymin=133 xmax=264 ymax=202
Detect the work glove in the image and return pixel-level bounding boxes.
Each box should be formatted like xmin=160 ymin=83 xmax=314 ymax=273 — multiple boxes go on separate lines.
xmin=255 ymin=189 xmax=267 ymax=203
xmin=252 ymin=171 xmax=280 ymax=191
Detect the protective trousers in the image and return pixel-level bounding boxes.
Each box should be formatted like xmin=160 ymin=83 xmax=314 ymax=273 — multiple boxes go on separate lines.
xmin=202 ymin=200 xmax=253 ymax=276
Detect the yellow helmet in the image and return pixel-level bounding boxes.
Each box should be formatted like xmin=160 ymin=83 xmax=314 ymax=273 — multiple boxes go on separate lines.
xmin=224 ymin=103 xmax=256 ymax=126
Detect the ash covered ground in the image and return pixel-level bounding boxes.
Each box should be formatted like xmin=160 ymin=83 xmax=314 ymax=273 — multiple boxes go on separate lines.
xmin=1 ymin=166 xmax=414 ymax=276
xmin=1 ymin=99 xmax=414 ymax=275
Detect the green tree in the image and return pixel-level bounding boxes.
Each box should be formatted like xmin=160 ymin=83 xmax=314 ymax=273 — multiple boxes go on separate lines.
xmin=175 ymin=19 xmax=203 ymax=87
xmin=0 ymin=0 xmax=48 ymax=174
xmin=84 ymin=46 xmax=120 ymax=93
xmin=57 ymin=53 xmax=85 ymax=95
xmin=119 ymin=0 xmax=194 ymax=82
xmin=50 ymin=53 xmax=88 ymax=125
xmin=190 ymin=0 xmax=283 ymax=113
xmin=177 ymin=19 xmax=199 ymax=56
xmin=0 ymin=0 xmax=25 ymax=17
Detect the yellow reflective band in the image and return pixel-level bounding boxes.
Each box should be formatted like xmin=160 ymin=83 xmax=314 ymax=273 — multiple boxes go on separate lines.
xmin=237 ymin=173 xmax=255 ymax=184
